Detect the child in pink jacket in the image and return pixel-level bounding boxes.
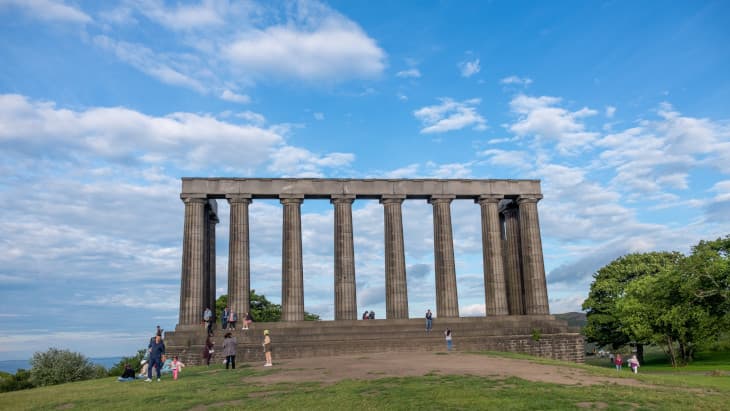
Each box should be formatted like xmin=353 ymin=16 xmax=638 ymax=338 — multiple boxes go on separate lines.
xmin=171 ymin=356 xmax=186 ymax=380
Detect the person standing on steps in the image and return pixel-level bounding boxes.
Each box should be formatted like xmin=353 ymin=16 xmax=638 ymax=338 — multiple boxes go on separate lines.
xmin=221 ymin=306 xmax=230 ymax=330
xmin=425 ymin=309 xmax=433 ymax=333
xmin=228 ymin=309 xmax=238 ymax=330
xmin=223 ymin=332 xmax=237 ymax=369
xmin=203 ymin=307 xmax=213 ymax=335
xmin=263 ymin=329 xmax=272 ymax=367
xmin=444 ymin=328 xmax=452 ymax=351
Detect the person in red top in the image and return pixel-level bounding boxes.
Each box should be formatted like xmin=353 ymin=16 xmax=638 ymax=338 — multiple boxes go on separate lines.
xmin=614 ymin=353 xmax=623 ymax=371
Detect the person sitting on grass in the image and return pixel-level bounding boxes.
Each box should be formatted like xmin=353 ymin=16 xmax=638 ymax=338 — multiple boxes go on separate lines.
xmin=117 ymin=364 xmax=136 ymax=382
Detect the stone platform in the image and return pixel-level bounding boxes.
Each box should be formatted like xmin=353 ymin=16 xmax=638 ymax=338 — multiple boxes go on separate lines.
xmin=165 ymin=315 xmax=584 ymax=365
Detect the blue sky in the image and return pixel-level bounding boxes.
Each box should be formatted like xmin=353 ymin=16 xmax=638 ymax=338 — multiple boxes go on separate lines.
xmin=1 ymin=0 xmax=729 ymax=361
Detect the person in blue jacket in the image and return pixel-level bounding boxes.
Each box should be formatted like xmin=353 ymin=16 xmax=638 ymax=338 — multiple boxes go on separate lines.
xmin=146 ymin=334 xmax=165 ymax=382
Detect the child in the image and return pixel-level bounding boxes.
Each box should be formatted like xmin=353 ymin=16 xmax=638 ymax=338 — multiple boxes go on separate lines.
xmin=614 ymin=353 xmax=623 ymax=371
xmin=628 ymin=355 xmax=640 ymax=374
xmin=171 ymin=356 xmax=185 ymax=380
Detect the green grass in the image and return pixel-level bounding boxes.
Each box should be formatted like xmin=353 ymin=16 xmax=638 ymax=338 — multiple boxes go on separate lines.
xmin=1 ymin=352 xmax=729 ymax=411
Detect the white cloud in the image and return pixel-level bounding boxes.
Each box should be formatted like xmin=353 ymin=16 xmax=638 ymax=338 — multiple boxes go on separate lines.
xmin=313 ymin=112 xmax=325 ymax=121
xmin=0 ymin=0 xmax=91 ymax=23
xmin=413 ymin=98 xmax=487 ymax=134
xmin=396 ymin=68 xmax=421 ymax=78
xmin=236 ymin=110 xmax=266 ymax=126
xmin=0 ymin=93 xmax=291 ymax=173
xmin=500 ymin=75 xmax=532 ymax=86
xmin=397 ymin=93 xmax=408 ymax=101
xmin=509 ymin=94 xmax=598 ymax=154
xmin=223 ymin=17 xmax=385 ymax=82
xmin=131 ymin=0 xmax=225 ymax=30
xmin=459 ymin=58 xmax=480 ymax=77
xmin=605 ymin=105 xmax=616 ymax=118
xmin=93 ymin=35 xmax=207 ymax=93
xmin=220 ymin=89 xmax=251 ymax=103
xmin=267 ymin=146 xmax=354 ymax=177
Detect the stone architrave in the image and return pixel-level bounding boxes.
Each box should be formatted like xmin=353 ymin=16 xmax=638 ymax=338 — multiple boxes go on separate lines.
xmin=179 ymin=196 xmax=207 ymax=326
xmin=332 ymin=195 xmax=357 ymax=320
xmin=502 ymin=203 xmax=525 ymax=315
xmin=381 ymin=195 xmax=409 ymax=319
xmin=429 ymin=195 xmax=459 ymax=318
xmin=478 ymin=195 xmax=508 ymax=316
xmin=517 ymin=195 xmax=549 ymax=315
xmin=227 ymin=195 xmax=251 ymax=321
xmin=281 ymin=195 xmax=305 ymax=321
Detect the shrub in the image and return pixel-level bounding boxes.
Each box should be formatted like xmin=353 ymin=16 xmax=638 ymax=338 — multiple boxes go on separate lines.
xmin=29 ymin=348 xmax=101 ymax=387
xmin=0 ymin=369 xmax=34 ymax=392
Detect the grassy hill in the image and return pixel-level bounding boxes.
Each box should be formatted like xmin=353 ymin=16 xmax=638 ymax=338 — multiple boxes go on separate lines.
xmin=1 ymin=350 xmax=728 ymax=410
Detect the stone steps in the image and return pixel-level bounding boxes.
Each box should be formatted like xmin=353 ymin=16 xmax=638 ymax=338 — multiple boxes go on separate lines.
xmin=165 ymin=316 xmax=584 ymax=364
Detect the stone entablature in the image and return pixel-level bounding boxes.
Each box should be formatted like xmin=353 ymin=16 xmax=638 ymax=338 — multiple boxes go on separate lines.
xmin=177 ymin=178 xmax=549 ymax=328
xmin=181 ymin=178 xmax=542 ymax=199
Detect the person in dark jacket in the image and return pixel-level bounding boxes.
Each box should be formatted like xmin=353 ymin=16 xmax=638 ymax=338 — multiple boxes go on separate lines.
xmin=146 ymin=334 xmax=165 ymax=382
xmin=202 ymin=336 xmax=214 ymax=366
xmin=117 ymin=364 xmax=136 ymax=382
xmin=223 ymin=332 xmax=237 ymax=369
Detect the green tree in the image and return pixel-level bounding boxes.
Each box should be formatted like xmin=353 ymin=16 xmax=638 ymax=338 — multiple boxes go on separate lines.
xmin=29 ymin=348 xmax=104 ymax=387
xmin=0 ymin=369 xmax=34 ymax=392
xmin=582 ymin=251 xmax=683 ymax=362
xmin=681 ymin=236 xmax=730 ymax=323
xmin=616 ymin=265 xmax=717 ymax=366
xmin=215 ymin=290 xmax=320 ymax=323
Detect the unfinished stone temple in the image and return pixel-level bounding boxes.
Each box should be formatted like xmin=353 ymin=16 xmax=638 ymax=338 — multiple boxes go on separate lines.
xmin=165 ymin=178 xmax=584 ymax=363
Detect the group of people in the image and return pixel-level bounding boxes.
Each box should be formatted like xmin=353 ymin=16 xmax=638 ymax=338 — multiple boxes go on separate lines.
xmin=610 ymin=352 xmax=641 ymax=373
xmin=117 ymin=326 xmax=186 ymax=382
xmin=217 ymin=306 xmax=254 ymax=331
xmin=211 ymin=329 xmax=273 ymax=369
xmin=361 ymin=310 xmax=376 ymax=320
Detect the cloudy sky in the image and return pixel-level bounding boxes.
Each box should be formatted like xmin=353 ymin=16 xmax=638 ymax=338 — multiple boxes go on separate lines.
xmin=1 ymin=0 xmax=729 ymax=360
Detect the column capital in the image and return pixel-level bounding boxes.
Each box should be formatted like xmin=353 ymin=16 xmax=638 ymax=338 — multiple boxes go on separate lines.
xmin=380 ymin=194 xmax=406 ymax=205
xmin=516 ymin=194 xmax=543 ymax=204
xmin=181 ymin=195 xmax=207 ymax=204
xmin=428 ymin=194 xmax=455 ymax=204
xmin=330 ymin=194 xmax=356 ymax=204
xmin=280 ymin=194 xmax=304 ymax=205
xmin=226 ymin=194 xmax=252 ymax=204
xmin=476 ymin=194 xmax=503 ymax=205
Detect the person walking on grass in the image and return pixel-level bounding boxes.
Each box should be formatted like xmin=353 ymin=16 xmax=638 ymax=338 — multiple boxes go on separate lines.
xmin=202 ymin=335 xmax=214 ymax=366
xmin=263 ymin=329 xmax=272 ymax=367
xmin=223 ymin=332 xmax=237 ymax=369
xmin=614 ymin=353 xmax=623 ymax=371
xmin=171 ymin=356 xmax=185 ymax=380
xmin=444 ymin=328 xmax=452 ymax=351
xmin=629 ymin=355 xmax=640 ymax=374
xmin=425 ymin=309 xmax=433 ymax=333
xmin=146 ymin=334 xmax=165 ymax=382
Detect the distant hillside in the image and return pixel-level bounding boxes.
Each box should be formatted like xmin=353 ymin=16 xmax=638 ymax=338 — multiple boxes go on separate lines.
xmin=553 ymin=312 xmax=587 ymax=329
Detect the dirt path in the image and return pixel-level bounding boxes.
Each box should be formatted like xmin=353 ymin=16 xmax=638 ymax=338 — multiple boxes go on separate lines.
xmin=245 ymin=352 xmax=646 ymax=387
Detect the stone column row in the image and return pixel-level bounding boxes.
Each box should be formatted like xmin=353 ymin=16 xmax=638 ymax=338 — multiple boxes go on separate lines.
xmin=179 ymin=192 xmax=549 ymax=326
xmin=179 ymin=197 xmax=218 ymax=326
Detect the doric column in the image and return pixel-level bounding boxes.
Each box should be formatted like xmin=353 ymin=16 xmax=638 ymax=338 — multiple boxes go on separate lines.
xmin=502 ymin=203 xmax=525 ymax=315
xmin=179 ymin=196 xmax=207 ymax=326
xmin=227 ymin=195 xmax=251 ymax=321
xmin=281 ymin=195 xmax=304 ymax=321
xmin=429 ymin=195 xmax=459 ymax=318
xmin=204 ymin=201 xmax=218 ymax=314
xmin=381 ymin=195 xmax=409 ymax=319
xmin=517 ymin=194 xmax=549 ymax=315
xmin=332 ymin=195 xmax=357 ymax=320
xmin=478 ymin=195 xmax=509 ymax=316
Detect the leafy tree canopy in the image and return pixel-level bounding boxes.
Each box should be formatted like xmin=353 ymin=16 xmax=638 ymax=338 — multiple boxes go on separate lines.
xmin=215 ymin=290 xmax=320 ymax=323
xmin=582 ymin=251 xmax=683 ymax=350
xmin=29 ymin=348 xmax=106 ymax=387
